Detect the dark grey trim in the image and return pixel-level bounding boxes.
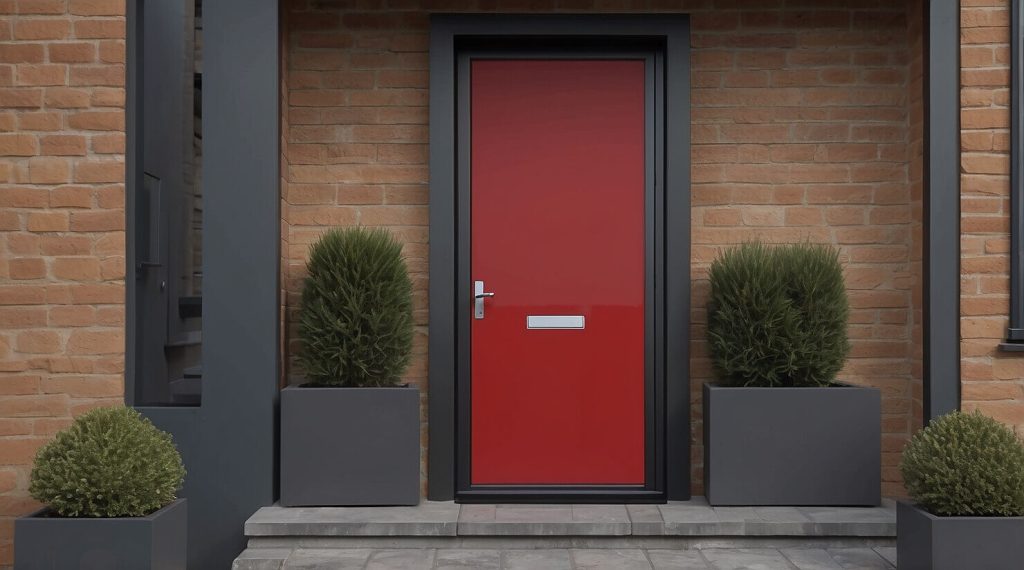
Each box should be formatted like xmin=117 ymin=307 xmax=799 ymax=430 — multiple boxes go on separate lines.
xmin=428 ymin=14 xmax=691 ymax=501
xmin=427 ymin=20 xmax=457 ymax=501
xmin=1005 ymin=0 xmax=1024 ymax=348
xmin=924 ymin=0 xmax=960 ymax=420
xmin=126 ymin=0 xmax=280 ymax=566
xmin=124 ymin=0 xmax=140 ymax=406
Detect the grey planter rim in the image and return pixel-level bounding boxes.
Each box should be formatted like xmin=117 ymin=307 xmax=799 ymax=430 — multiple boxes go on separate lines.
xmin=21 ymin=498 xmax=187 ymax=521
xmin=705 ymin=381 xmax=874 ymax=390
xmin=898 ymin=500 xmax=1024 ymax=521
xmin=284 ymin=383 xmax=417 ymax=390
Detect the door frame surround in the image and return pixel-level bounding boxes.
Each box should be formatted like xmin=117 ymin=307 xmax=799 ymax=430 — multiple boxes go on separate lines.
xmin=428 ymin=14 xmax=692 ymax=502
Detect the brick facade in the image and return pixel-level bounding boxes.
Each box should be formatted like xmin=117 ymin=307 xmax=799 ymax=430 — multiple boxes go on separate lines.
xmin=280 ymin=0 xmax=923 ymax=498
xmin=0 ymin=0 xmax=126 ymax=564
xmin=959 ymin=0 xmax=1024 ymax=433
xmin=0 ymin=0 xmax=1022 ymax=565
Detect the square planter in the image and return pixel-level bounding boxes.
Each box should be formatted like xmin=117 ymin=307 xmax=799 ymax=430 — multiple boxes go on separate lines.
xmin=703 ymin=383 xmax=880 ymax=506
xmin=897 ymin=501 xmax=1024 ymax=570
xmin=280 ymin=385 xmax=420 ymax=506
xmin=15 ymin=499 xmax=186 ymax=570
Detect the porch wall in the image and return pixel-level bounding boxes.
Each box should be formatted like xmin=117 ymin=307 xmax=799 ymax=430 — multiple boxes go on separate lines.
xmin=0 ymin=1 xmax=127 ymax=565
xmin=281 ymin=0 xmax=924 ymax=498
xmin=959 ymin=0 xmax=1024 ymax=432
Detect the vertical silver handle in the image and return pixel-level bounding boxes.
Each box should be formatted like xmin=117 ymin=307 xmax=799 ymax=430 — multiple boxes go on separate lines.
xmin=474 ymin=280 xmax=494 ymax=319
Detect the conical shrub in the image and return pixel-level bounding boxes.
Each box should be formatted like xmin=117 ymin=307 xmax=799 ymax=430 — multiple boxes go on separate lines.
xmin=297 ymin=227 xmax=414 ymax=387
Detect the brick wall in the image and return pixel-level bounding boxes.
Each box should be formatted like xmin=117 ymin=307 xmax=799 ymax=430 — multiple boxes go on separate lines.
xmin=960 ymin=0 xmax=1024 ymax=433
xmin=0 ymin=0 xmax=126 ymax=564
xmin=282 ymin=0 xmax=923 ymax=497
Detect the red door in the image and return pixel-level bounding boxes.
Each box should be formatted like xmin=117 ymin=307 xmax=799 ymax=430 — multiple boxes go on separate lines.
xmin=470 ymin=59 xmax=647 ymax=485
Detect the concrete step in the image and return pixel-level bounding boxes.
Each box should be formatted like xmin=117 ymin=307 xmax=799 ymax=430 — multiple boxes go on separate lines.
xmin=233 ymin=545 xmax=899 ymax=570
xmin=244 ymin=497 xmax=897 ymax=540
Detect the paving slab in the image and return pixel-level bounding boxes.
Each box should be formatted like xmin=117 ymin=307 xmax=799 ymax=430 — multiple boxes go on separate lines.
xmin=435 ymin=548 xmax=502 ymax=569
xmin=282 ymin=548 xmax=372 ymax=569
xmin=501 ymin=549 xmax=573 ymax=570
xmin=231 ymin=548 xmax=291 ymax=570
xmin=825 ymin=547 xmax=893 ymax=569
xmin=647 ymin=549 xmax=711 ymax=569
xmin=781 ymin=548 xmax=843 ymax=570
xmin=658 ymin=500 xmax=747 ymax=536
xmin=245 ymin=502 xmax=460 ymax=537
xmin=364 ymin=548 xmax=436 ymax=569
xmin=458 ymin=504 xmax=632 ymax=536
xmin=873 ymin=546 xmax=897 ymax=566
xmin=572 ymin=548 xmax=652 ymax=570
xmin=627 ymin=504 xmax=665 ymax=535
xmin=701 ymin=548 xmax=795 ymax=570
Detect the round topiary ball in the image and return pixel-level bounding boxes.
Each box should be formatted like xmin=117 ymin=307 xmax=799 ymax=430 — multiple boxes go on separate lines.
xmin=29 ymin=406 xmax=185 ymax=518
xmin=297 ymin=227 xmax=414 ymax=387
xmin=707 ymin=241 xmax=850 ymax=387
xmin=900 ymin=411 xmax=1024 ymax=516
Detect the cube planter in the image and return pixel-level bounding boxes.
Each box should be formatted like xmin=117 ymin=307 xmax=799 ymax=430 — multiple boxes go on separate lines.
xmin=15 ymin=499 xmax=186 ymax=570
xmin=703 ymin=383 xmax=880 ymax=506
xmin=897 ymin=501 xmax=1024 ymax=570
xmin=280 ymin=385 xmax=420 ymax=506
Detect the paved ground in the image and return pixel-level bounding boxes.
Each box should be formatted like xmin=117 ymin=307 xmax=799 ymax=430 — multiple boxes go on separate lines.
xmin=234 ymin=546 xmax=898 ymax=569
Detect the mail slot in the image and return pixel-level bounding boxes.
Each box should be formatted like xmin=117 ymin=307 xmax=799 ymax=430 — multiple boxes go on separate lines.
xmin=526 ymin=315 xmax=585 ymax=329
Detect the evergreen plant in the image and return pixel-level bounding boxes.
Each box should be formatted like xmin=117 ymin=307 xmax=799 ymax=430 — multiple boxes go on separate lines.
xmin=297 ymin=227 xmax=414 ymax=387
xmin=707 ymin=241 xmax=850 ymax=387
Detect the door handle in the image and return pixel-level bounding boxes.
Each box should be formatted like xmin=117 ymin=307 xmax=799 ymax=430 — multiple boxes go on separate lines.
xmin=474 ymin=281 xmax=494 ymax=319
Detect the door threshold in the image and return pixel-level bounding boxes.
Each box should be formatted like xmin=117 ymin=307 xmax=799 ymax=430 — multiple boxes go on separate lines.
xmin=456 ymin=488 xmax=666 ymax=504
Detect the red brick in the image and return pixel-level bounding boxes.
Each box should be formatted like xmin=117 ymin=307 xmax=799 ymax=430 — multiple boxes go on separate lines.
xmin=47 ymin=43 xmax=95 ymax=63
xmin=13 ymin=19 xmax=69 ymax=40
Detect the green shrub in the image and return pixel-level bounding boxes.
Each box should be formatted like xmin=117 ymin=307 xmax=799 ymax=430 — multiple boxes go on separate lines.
xmin=900 ymin=410 xmax=1024 ymax=516
xmin=706 ymin=241 xmax=850 ymax=387
xmin=297 ymin=227 xmax=414 ymax=387
xmin=29 ymin=406 xmax=185 ymax=518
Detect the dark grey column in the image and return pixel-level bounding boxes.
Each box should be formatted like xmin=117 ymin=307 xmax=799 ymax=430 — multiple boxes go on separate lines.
xmin=924 ymin=0 xmax=961 ymax=420
xmin=129 ymin=0 xmax=280 ymax=566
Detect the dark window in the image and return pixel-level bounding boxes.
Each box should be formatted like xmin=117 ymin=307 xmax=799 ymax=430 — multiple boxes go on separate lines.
xmin=130 ymin=0 xmax=204 ymax=402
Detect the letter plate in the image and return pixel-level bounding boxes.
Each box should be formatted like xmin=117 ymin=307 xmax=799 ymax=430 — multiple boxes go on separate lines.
xmin=526 ymin=315 xmax=585 ymax=330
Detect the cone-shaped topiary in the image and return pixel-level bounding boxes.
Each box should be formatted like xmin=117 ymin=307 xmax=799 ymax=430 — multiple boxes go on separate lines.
xmin=900 ymin=410 xmax=1024 ymax=516
xmin=707 ymin=241 xmax=850 ymax=387
xmin=29 ymin=406 xmax=185 ymax=518
xmin=297 ymin=227 xmax=414 ymax=387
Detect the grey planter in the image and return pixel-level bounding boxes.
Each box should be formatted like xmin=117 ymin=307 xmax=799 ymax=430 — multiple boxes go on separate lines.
xmin=280 ymin=385 xmax=420 ymax=506
xmin=897 ymin=501 xmax=1024 ymax=570
xmin=703 ymin=383 xmax=880 ymax=506
xmin=15 ymin=499 xmax=186 ymax=570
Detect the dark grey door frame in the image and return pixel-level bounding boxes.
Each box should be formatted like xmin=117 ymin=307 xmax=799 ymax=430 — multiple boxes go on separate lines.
xmin=126 ymin=0 xmax=280 ymax=566
xmin=428 ymin=14 xmax=692 ymax=501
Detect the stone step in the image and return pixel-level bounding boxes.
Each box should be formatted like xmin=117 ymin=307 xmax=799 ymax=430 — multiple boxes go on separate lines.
xmin=232 ymin=546 xmax=900 ymax=570
xmin=244 ymin=497 xmax=897 ymax=541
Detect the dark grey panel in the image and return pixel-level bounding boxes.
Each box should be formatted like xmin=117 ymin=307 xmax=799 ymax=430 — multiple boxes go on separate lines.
xmin=924 ymin=0 xmax=960 ymax=419
xmin=15 ymin=500 xmax=187 ymax=570
xmin=280 ymin=386 xmax=420 ymax=507
xmin=897 ymin=501 xmax=1024 ymax=570
xmin=703 ymin=384 xmax=881 ymax=506
xmin=127 ymin=0 xmax=280 ymax=566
